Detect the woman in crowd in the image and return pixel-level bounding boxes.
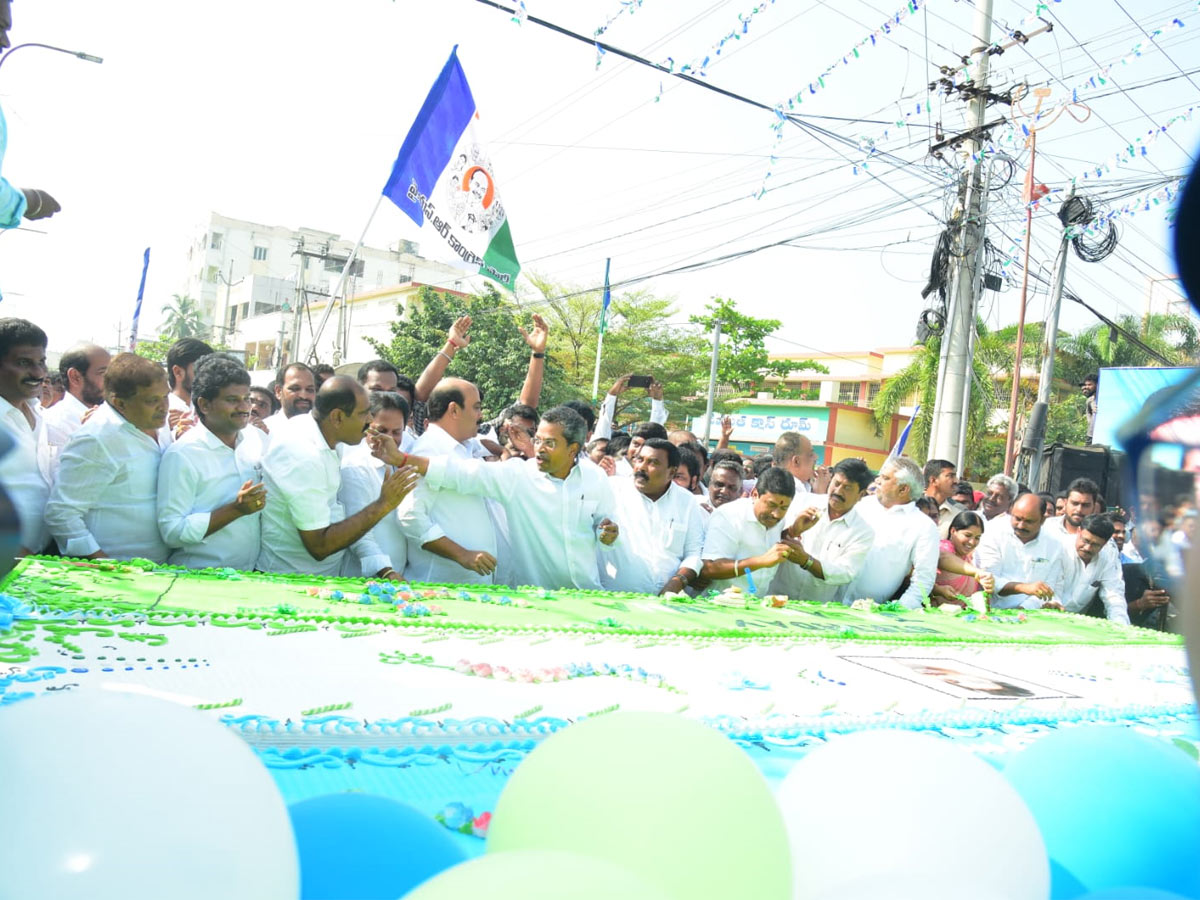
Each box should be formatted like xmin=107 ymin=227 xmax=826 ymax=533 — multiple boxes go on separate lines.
xmin=931 ymin=510 xmax=995 ymax=608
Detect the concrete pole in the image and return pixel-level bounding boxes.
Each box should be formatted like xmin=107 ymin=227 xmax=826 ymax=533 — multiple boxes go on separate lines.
xmin=702 ymin=319 xmax=722 ymax=448
xmin=929 ymin=0 xmax=993 ymax=464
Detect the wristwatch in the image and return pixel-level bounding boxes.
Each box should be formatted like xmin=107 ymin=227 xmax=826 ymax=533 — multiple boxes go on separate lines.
xmin=802 ymin=556 xmax=815 ymax=571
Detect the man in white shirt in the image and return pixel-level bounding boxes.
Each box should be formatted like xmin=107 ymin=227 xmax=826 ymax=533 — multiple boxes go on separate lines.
xmin=0 ymin=318 xmax=52 ymax=554
xmin=262 ymin=363 xmax=316 ymax=436
xmin=1041 ymin=476 xmax=1102 ymax=548
xmin=157 ymin=355 xmax=266 ymax=572
xmin=46 ymin=352 xmax=172 ymax=561
xmin=699 ymin=459 xmax=745 ymax=515
xmin=771 ymin=458 xmax=875 ymax=603
xmin=980 ymin=472 xmax=1017 ymax=531
xmin=357 ymin=359 xmax=419 ymax=452
xmin=846 ymin=456 xmax=939 ymax=609
xmin=700 ymin=466 xmax=798 ymax=594
xmin=774 ymin=431 xmax=818 ymax=497
xmin=923 ymin=457 xmax=962 ymax=537
xmin=257 ymin=376 xmax=418 ymax=576
xmin=393 ymin=406 xmax=620 ymax=590
xmin=1061 ymin=513 xmax=1129 ymax=624
xmin=398 ymin=378 xmax=501 ymax=585
xmin=43 ymin=342 xmax=109 ymax=466
xmin=340 ymin=390 xmax=412 ymax=578
xmin=165 ymin=337 xmax=214 ymax=430
xmin=602 ymin=438 xmax=707 ymax=595
xmin=974 ymin=492 xmax=1067 ymax=609
xmin=593 ymin=374 xmax=668 ymax=443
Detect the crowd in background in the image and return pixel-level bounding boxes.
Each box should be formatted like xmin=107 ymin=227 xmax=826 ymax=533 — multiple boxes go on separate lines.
xmin=0 ymin=314 xmax=1180 ymax=630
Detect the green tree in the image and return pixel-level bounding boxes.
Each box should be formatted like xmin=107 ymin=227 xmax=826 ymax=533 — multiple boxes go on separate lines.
xmin=524 ymin=276 xmax=709 ymax=427
xmin=367 ymin=284 xmax=569 ymax=418
xmin=159 ymin=294 xmax=208 ymax=340
xmin=689 ymin=297 xmax=825 ymax=396
xmin=1058 ymin=313 xmax=1200 ymax=385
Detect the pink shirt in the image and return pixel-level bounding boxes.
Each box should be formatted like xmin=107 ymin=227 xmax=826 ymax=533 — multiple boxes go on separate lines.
xmin=935 ymin=538 xmax=979 ymax=598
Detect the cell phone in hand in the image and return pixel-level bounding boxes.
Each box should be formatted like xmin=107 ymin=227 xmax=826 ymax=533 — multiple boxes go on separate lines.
xmin=628 ymin=375 xmax=652 ymax=389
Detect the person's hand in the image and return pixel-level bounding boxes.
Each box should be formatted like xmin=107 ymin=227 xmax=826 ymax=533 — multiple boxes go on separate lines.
xmin=171 ymin=411 xmax=197 ymax=439
xmin=448 ymin=315 xmax=472 ymax=349
xmin=456 ymin=548 xmax=498 ymax=576
xmin=598 ymin=455 xmax=617 ymax=477
xmin=1022 ymin=581 xmax=1056 ymax=601
xmin=721 ymin=415 xmax=733 ymax=440
xmin=608 ymin=374 xmax=631 ymax=397
xmin=367 ymin=427 xmax=407 ymax=466
xmin=789 ymin=507 xmax=822 ymax=535
xmin=507 ymin=424 xmax=535 ymax=460
xmin=375 ymin=567 xmax=404 ymax=582
xmin=253 ymin=418 xmax=269 ymax=434
xmin=1040 ymin=598 xmax=1065 ymax=611
xmin=233 ymin=480 xmax=267 ymax=515
xmin=597 ymin=518 xmax=619 ymax=545
xmin=648 ymin=378 xmax=664 ymax=401
xmin=1132 ymin=588 xmax=1170 ymax=613
xmin=975 ymin=570 xmax=996 ymax=594
xmin=21 ymin=189 xmax=60 ymax=221
xmin=779 ymin=536 xmax=808 ymax=565
xmin=379 ymin=464 xmax=420 ymax=509
xmin=930 ymin=585 xmax=967 ymax=608
xmin=813 ymin=465 xmax=833 ymax=494
xmin=518 ymin=313 xmax=549 ymax=354
xmin=80 ymin=406 xmax=99 ymax=426
xmin=660 ymin=574 xmax=688 ymax=595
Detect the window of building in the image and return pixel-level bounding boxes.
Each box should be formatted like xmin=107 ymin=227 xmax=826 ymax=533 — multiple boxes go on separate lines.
xmin=837 ymin=381 xmax=860 ymax=405
xmin=866 ymin=382 xmax=881 ymax=406
xmin=206 ymin=265 xmax=220 ymax=284
xmin=253 ymin=246 xmax=268 ymax=261
xmin=210 ymin=232 xmax=223 ymax=250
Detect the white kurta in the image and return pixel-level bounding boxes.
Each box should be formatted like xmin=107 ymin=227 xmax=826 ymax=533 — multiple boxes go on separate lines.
xmin=46 ymin=403 xmax=169 ymax=561
xmin=974 ymin=524 xmax=1068 ymax=609
xmin=156 ymin=421 xmax=265 ymax=571
xmin=601 ymin=479 xmax=707 ymax=594
xmin=846 ymin=496 xmax=939 ymax=608
xmin=0 ymin=395 xmax=50 ymax=551
xmin=700 ymin=497 xmax=790 ymax=594
xmin=593 ymin=394 xmax=668 ymax=440
xmin=398 ymin=423 xmax=498 ymax=585
xmin=42 ymin=390 xmax=89 ymax=477
xmin=1060 ymin=546 xmax=1129 ymax=624
xmin=770 ymin=503 xmax=874 ymax=603
xmin=256 ymin=413 xmax=345 ymax=576
xmin=423 ymin=455 xmax=616 ymax=590
xmin=338 ymin=441 xmax=407 ymax=577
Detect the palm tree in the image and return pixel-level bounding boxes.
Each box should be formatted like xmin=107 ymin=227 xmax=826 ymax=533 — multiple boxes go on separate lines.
xmin=159 ymin=294 xmax=208 ymax=340
xmin=1057 ymin=313 xmax=1199 ymax=385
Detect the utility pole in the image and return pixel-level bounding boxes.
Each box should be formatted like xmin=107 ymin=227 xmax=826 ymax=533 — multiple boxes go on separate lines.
xmin=928 ymin=0 xmax=993 ymax=465
xmin=702 ymin=319 xmax=722 ymax=448
xmin=1004 ymin=131 xmax=1038 ymax=476
xmin=1026 ymin=187 xmax=1075 ymax=491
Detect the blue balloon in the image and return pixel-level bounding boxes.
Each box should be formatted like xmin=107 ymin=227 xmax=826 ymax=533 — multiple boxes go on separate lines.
xmin=1080 ymin=891 xmax=1194 ymax=900
xmin=288 ymin=793 xmax=465 ymax=899
xmin=1003 ymin=727 xmax=1200 ymax=899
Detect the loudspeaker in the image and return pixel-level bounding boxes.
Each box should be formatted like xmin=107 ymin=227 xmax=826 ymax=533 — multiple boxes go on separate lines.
xmin=1036 ymin=442 xmax=1123 ymax=507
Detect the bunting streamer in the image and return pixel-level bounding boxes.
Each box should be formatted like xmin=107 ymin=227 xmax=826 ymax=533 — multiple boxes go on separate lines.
xmin=657 ymin=0 xmax=780 ymax=80
xmin=593 ymin=0 xmax=647 ymax=66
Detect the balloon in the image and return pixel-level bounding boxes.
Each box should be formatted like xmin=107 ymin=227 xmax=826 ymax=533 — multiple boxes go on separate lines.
xmin=487 ymin=711 xmax=791 ymax=900
xmin=1078 ymin=892 xmax=1194 ymax=900
xmin=775 ymin=729 xmax=1048 ymax=900
xmin=405 ymin=849 xmax=670 ymax=900
xmin=288 ymin=793 xmax=464 ymax=899
xmin=1003 ymin=726 xmax=1200 ymax=898
xmin=0 ymin=690 xmax=297 ymax=900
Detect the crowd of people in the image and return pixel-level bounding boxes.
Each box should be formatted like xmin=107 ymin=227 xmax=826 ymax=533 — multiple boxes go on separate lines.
xmin=0 ymin=314 xmax=1181 ymax=629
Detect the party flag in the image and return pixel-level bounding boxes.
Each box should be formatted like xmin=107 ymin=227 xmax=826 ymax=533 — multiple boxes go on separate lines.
xmin=888 ymin=405 xmax=919 ymax=458
xmin=599 ymin=257 xmax=612 ymax=334
xmin=129 ymin=247 xmax=150 ymax=351
xmin=382 ymin=47 xmax=520 ymax=289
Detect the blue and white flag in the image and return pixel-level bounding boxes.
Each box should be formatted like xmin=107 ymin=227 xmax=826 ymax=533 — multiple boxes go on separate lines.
xmin=382 ymin=47 xmax=520 ymax=289
xmin=889 ymin=404 xmax=919 ymax=459
xmin=129 ymin=247 xmax=150 ymax=351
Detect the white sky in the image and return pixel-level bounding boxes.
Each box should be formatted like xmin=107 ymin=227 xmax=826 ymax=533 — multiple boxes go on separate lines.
xmin=0 ymin=0 xmax=1196 ymax=369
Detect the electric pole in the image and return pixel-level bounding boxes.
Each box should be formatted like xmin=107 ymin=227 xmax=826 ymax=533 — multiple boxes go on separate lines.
xmin=702 ymin=319 xmax=722 ymax=448
xmin=928 ymin=0 xmax=994 ymax=466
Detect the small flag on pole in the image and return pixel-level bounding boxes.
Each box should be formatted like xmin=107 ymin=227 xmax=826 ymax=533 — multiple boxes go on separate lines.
xmin=599 ymin=257 xmax=612 ymax=334
xmin=888 ymin=405 xmax=919 ymax=459
xmin=382 ymin=47 xmax=520 ymax=289
xmin=129 ymin=248 xmax=150 ymax=352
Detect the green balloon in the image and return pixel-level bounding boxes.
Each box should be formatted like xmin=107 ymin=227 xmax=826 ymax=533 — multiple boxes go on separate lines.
xmin=405 ymin=849 xmax=669 ymax=899
xmin=487 ymin=712 xmax=791 ymax=900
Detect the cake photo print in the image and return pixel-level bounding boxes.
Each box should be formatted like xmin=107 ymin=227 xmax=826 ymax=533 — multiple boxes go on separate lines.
xmin=0 ymin=555 xmax=1198 ymax=899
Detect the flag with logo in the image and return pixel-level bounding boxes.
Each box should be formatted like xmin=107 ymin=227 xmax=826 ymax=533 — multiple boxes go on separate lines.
xmin=382 ymin=47 xmax=520 ymax=289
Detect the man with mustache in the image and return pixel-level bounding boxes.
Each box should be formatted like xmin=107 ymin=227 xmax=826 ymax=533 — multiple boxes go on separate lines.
xmin=1060 ymin=513 xmax=1129 ymax=624
xmin=974 ymin=492 xmax=1067 ymax=609
xmin=262 ymin=362 xmax=316 ymax=436
xmin=378 ymin=405 xmax=618 ymax=590
xmin=700 ymin=458 xmax=745 ymax=514
xmin=0 ymin=317 xmax=52 ymax=555
xmin=700 ymin=466 xmax=797 ymax=594
xmin=257 ymin=376 xmax=418 ymax=575
xmin=399 ymin=378 xmax=503 ymax=585
xmin=156 ymin=355 xmax=266 ymax=572
xmin=770 ymin=458 xmax=875 ymax=603
xmin=601 ymin=438 xmax=707 ymax=595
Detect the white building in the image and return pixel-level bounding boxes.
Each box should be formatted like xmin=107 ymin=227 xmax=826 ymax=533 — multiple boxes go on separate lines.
xmin=182 ymin=212 xmax=483 ymax=372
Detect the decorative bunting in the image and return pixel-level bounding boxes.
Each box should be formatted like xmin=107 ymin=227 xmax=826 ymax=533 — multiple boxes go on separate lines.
xmin=593 ymin=0 xmax=647 ymax=65
xmin=658 ymin=0 xmax=780 ymax=80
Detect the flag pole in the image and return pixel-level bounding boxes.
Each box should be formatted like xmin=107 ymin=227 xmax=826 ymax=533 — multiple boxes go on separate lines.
xmin=307 ymin=195 xmax=385 ymax=362
xmin=590 ymin=257 xmax=611 ymax=401
xmin=129 ymin=248 xmax=150 ymax=351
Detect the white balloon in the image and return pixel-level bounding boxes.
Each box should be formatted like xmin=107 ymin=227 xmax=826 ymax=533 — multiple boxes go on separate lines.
xmin=776 ymin=730 xmax=1048 ymax=900
xmin=0 ymin=690 xmax=298 ymax=900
